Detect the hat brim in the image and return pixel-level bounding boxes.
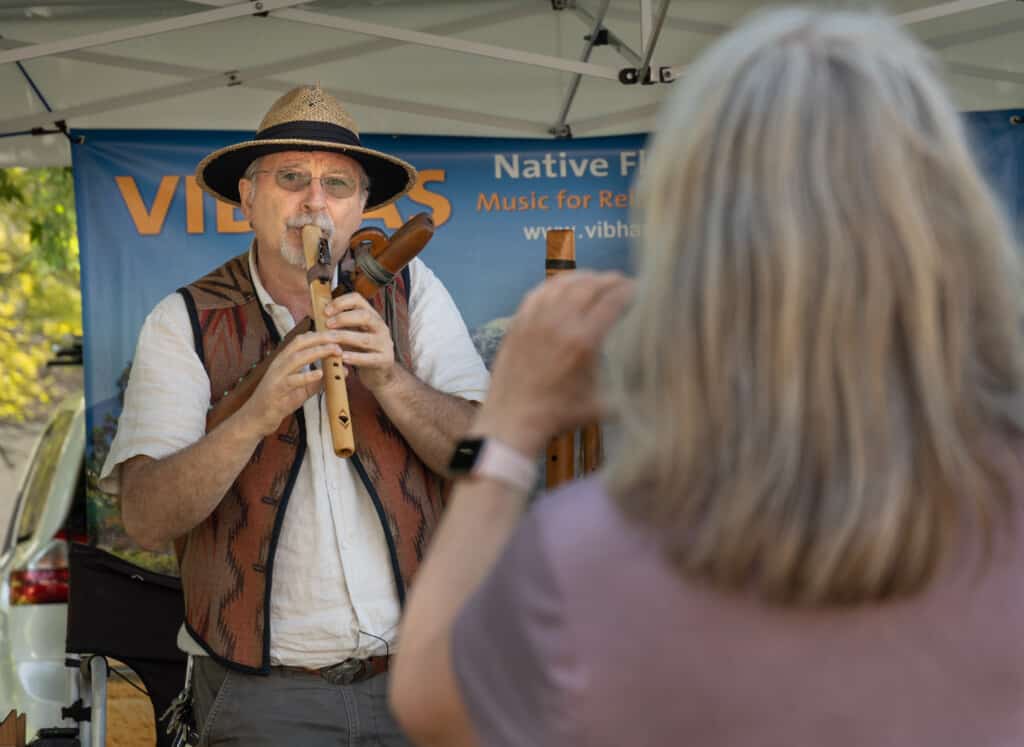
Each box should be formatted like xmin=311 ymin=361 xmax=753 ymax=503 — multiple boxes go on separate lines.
xmin=195 ymin=138 xmax=417 ymax=211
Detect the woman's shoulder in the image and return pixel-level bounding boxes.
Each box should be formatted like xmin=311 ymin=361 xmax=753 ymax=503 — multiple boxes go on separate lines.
xmin=529 ymin=475 xmax=658 ymax=578
xmin=531 ymin=475 xmax=620 ymax=530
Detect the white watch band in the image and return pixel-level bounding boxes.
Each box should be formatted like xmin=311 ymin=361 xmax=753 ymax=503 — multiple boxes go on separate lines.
xmin=473 ymin=438 xmax=538 ymax=493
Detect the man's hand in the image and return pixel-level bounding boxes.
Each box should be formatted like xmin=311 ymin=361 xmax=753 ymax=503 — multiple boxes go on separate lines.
xmin=473 ymin=270 xmax=634 ymax=458
xmin=324 ymin=292 xmax=396 ymax=392
xmin=237 ymin=330 xmax=344 ymax=437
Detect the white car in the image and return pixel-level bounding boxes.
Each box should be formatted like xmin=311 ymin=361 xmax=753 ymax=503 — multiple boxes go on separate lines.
xmin=0 ymin=394 xmax=85 ymax=740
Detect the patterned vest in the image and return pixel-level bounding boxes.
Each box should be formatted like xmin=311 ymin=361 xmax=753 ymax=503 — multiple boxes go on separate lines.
xmin=175 ymin=251 xmax=447 ymax=673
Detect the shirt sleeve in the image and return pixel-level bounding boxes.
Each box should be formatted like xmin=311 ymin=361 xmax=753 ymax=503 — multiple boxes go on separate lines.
xmin=98 ymin=292 xmax=211 ymax=494
xmin=406 ymin=258 xmax=489 ymax=401
xmin=451 ymin=505 xmax=575 ymax=747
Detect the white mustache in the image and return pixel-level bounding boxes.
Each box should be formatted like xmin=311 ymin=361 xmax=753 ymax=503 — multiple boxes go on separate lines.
xmin=286 ymin=213 xmax=335 ymax=238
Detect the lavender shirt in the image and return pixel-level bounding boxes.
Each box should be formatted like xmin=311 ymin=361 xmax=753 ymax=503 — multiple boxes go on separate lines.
xmin=452 ymin=475 xmax=1024 ymax=746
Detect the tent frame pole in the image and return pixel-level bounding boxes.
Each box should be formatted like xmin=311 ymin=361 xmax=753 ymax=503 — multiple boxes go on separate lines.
xmin=0 ymin=6 xmax=555 ymax=137
xmin=0 ymin=0 xmax=1017 ymax=144
xmin=0 ymin=0 xmax=311 ymax=66
xmin=186 ymin=0 xmax=622 ymax=80
xmin=550 ymin=0 xmax=613 ymax=138
xmin=573 ymin=4 xmax=643 ymax=67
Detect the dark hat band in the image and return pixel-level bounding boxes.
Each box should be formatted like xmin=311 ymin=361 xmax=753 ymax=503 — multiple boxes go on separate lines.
xmin=196 ymin=118 xmax=416 ymax=209
xmin=256 ymin=121 xmax=361 ymax=148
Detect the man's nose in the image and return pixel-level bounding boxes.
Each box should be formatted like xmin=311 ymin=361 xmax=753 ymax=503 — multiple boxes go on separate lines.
xmin=302 ymin=177 xmax=327 ymax=211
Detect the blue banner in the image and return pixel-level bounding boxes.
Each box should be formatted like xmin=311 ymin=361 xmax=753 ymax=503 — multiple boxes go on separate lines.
xmin=71 ymin=114 xmax=1024 ymax=569
xmin=72 ymin=129 xmax=644 ymax=567
xmin=965 ymin=111 xmax=1024 ymax=236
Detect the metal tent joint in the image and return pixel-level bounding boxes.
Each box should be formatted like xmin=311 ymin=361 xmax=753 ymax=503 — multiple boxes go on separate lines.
xmin=548 ymin=124 xmax=573 ymax=139
xmin=618 ymin=66 xmax=674 ymax=85
xmin=32 ymin=119 xmax=83 ymax=144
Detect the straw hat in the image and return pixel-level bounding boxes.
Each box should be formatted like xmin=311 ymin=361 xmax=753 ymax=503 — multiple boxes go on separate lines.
xmin=195 ymin=85 xmax=416 ymax=210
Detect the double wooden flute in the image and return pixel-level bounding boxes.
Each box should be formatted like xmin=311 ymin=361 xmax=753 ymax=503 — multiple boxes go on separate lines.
xmin=205 ymin=213 xmax=435 ymax=440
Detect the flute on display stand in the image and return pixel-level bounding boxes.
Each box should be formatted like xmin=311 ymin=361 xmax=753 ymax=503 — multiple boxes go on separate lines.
xmin=544 ymin=228 xmax=603 ymax=489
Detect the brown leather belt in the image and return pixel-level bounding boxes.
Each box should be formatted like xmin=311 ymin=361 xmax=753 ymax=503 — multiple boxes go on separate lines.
xmin=276 ymin=655 xmax=391 ymax=686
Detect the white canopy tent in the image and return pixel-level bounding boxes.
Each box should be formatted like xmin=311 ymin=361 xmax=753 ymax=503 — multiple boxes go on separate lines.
xmin=0 ymin=0 xmax=1021 ymax=168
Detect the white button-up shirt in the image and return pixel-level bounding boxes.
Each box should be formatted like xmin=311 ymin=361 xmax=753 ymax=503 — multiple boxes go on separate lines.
xmin=100 ymin=245 xmax=489 ymax=666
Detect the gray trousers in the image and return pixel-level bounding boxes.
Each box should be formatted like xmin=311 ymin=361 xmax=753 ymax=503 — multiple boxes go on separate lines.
xmin=191 ymin=656 xmax=413 ymax=747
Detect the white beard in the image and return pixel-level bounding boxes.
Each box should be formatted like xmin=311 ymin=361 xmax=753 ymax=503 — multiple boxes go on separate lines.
xmin=280 ymin=212 xmax=336 ymax=267
xmin=278 ymin=237 xmax=306 ymax=268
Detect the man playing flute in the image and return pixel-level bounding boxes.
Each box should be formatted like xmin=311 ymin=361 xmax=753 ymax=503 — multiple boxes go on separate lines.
xmin=99 ymin=84 xmax=488 ymax=746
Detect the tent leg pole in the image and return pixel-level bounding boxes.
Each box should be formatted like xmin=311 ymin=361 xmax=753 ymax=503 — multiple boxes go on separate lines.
xmin=88 ymin=656 xmax=108 ymax=747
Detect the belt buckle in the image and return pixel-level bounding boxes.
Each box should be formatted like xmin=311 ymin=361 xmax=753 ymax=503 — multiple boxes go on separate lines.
xmin=319 ymin=658 xmax=365 ymax=686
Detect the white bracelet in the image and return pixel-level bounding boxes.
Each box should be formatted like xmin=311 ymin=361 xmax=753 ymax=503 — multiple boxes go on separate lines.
xmin=473 ymin=438 xmax=538 ymax=493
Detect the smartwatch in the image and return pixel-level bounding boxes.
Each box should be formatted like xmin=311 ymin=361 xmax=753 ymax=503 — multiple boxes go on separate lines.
xmin=448 ymin=437 xmax=537 ymax=493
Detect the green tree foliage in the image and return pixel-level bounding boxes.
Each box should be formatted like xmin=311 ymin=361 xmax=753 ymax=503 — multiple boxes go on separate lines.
xmin=0 ymin=167 xmax=81 ymax=421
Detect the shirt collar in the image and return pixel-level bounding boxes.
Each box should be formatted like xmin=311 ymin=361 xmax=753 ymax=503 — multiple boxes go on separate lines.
xmin=247 ymin=239 xmax=277 ymax=312
xmin=247 ymin=238 xmax=349 ymax=313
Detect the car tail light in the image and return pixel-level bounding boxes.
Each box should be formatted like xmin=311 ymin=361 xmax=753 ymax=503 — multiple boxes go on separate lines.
xmin=9 ymin=538 xmax=70 ymax=605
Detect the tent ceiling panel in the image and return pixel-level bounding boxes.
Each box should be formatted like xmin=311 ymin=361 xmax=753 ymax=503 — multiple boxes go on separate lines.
xmin=0 ymin=0 xmax=1021 ymax=168
xmin=946 ymin=70 xmax=1024 ymax=111
xmin=12 ymin=55 xmax=190 ymax=111
xmin=942 ymin=32 xmax=1024 ymax=72
xmin=0 ymin=0 xmax=315 ymax=65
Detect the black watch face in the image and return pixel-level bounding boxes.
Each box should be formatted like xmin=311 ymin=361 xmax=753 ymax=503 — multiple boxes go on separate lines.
xmin=449 ymin=438 xmax=485 ymax=473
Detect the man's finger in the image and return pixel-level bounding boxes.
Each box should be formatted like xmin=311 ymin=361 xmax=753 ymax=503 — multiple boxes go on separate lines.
xmin=326 ymin=309 xmax=380 ymax=331
xmin=332 ymin=330 xmax=383 ymax=351
xmin=341 ymin=351 xmax=388 ymax=367
xmin=281 ymin=342 xmax=343 ymax=372
xmin=287 ymin=368 xmax=323 ymax=387
xmin=284 ymin=330 xmax=345 ymax=351
xmin=325 ymin=293 xmax=371 ymax=315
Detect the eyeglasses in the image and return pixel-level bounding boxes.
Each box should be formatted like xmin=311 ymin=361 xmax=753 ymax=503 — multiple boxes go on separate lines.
xmin=249 ymin=168 xmax=360 ymax=199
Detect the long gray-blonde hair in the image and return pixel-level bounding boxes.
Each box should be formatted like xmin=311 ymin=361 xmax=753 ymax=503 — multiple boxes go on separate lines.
xmin=604 ymin=8 xmax=1024 ymax=606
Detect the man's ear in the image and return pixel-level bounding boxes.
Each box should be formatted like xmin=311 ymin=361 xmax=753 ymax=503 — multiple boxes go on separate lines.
xmin=238 ymin=179 xmax=254 ymax=222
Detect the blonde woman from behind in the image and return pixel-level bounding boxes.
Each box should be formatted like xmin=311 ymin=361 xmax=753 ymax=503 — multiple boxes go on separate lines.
xmin=392 ymin=8 xmax=1024 ymax=747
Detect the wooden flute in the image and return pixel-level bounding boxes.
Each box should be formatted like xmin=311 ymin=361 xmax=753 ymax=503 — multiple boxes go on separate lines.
xmin=545 ymin=229 xmax=578 ymax=488
xmin=205 ymin=213 xmax=435 ymax=438
xmin=303 ymin=224 xmax=355 ymax=457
